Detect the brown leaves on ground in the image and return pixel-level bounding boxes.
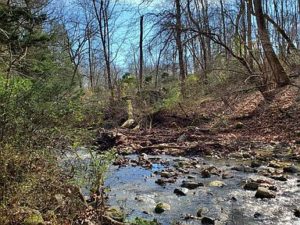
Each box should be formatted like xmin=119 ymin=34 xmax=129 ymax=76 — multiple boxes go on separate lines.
xmin=232 ymin=91 xmax=265 ymax=119
xmin=97 ymin=84 xmax=300 ymax=157
xmin=269 ymin=85 xmax=299 ymax=110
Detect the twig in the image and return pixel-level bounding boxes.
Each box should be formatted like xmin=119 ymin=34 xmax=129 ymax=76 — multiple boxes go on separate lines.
xmin=103 ymin=215 xmax=128 ymax=225
xmin=290 ymin=83 xmax=300 ymax=89
xmin=138 ymin=144 xmax=194 ymax=150
xmin=178 ymin=102 xmax=189 ymax=118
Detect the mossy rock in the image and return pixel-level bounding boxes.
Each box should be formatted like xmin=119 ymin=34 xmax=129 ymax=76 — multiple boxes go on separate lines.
xmin=106 ymin=207 xmax=125 ymax=222
xmin=154 ymin=202 xmax=171 ymax=214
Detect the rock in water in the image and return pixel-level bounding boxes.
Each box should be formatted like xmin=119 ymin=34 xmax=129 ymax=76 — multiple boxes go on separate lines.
xmin=255 ymin=187 xmax=276 ymax=199
xmin=139 ymin=153 xmax=148 ymax=161
xmin=155 ymin=178 xmax=176 ymax=186
xmin=188 ymin=175 xmax=196 ymax=179
xmin=251 ymin=161 xmax=262 ymax=168
xmin=174 ymin=188 xmax=189 ymax=196
xmin=222 ymin=172 xmax=233 ymax=179
xmin=196 ymin=207 xmax=208 ymax=217
xmin=244 ymin=182 xmax=259 ymax=191
xmin=181 ymin=181 xmax=204 ymax=189
xmin=270 ymin=175 xmax=288 ymax=181
xmin=160 ymin=171 xmax=173 ymax=178
xmin=201 ymin=169 xmax=211 ymax=178
xmin=231 ymin=165 xmax=257 ymax=173
xmin=155 ymin=203 xmax=171 ymax=214
xmin=201 ymin=217 xmax=215 ymax=224
xmin=254 ymin=212 xmax=262 ymax=218
xmin=283 ymin=165 xmax=299 ymax=174
xmin=294 ymin=208 xmax=300 ymax=218
xmin=208 ymin=180 xmax=225 ymax=187
xmin=269 ymin=186 xmax=277 ymax=191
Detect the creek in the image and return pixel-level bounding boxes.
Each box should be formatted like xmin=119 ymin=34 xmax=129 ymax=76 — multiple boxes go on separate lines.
xmin=63 ymin=150 xmax=300 ymax=225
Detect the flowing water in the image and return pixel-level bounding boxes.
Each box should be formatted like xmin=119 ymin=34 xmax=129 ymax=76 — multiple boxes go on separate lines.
xmin=63 ymin=150 xmax=300 ymax=225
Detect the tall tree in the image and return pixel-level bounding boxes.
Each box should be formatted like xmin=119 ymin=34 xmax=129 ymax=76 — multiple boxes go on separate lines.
xmin=139 ymin=15 xmax=144 ymax=91
xmin=92 ymin=0 xmax=114 ymax=98
xmin=246 ymin=0 xmax=254 ymax=69
xmin=175 ymin=0 xmax=186 ymax=96
xmin=253 ymin=0 xmax=290 ymax=86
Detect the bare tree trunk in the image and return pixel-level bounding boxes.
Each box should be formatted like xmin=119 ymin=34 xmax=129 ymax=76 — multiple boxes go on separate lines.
xmin=92 ymin=0 xmax=114 ymax=99
xmin=175 ymin=0 xmax=186 ymax=96
xmin=155 ymin=48 xmax=164 ymax=89
xmin=246 ymin=0 xmax=254 ymax=70
xmin=264 ymin=14 xmax=298 ymax=53
xmin=253 ymin=0 xmax=290 ymax=87
xmin=139 ymin=15 xmax=144 ymax=91
xmin=87 ymin=30 xmax=94 ymax=89
xmin=201 ymin=0 xmax=211 ymax=64
xmin=241 ymin=0 xmax=247 ymax=58
xmin=219 ymin=0 xmax=228 ymax=59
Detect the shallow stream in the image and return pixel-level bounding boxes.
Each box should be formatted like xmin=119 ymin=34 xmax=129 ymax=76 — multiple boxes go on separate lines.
xmin=63 ymin=151 xmax=300 ymax=225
